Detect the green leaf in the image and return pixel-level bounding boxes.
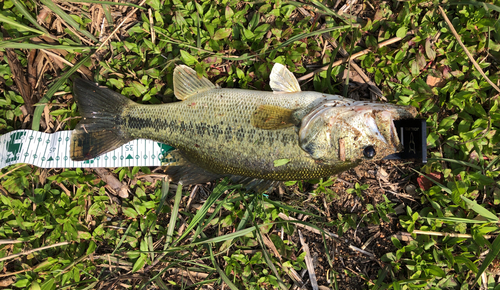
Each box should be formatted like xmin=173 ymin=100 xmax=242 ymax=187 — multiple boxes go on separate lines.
xmin=165 ymin=183 xmax=183 ymax=248
xmin=213 ymin=28 xmax=232 ymax=40
xmin=156 ymin=177 xmax=169 ymax=214
xmin=425 ymin=38 xmax=436 ymax=61
xmin=474 ymin=234 xmax=500 ymax=285
xmin=427 ymin=132 xmax=440 ymax=147
xmin=428 ymin=217 xmax=489 ymax=224
xmin=426 ymin=265 xmax=446 ymax=278
xmin=12 ymin=0 xmax=49 ymax=34
xmin=469 ymin=172 xmax=495 ymax=185
xmin=428 ymin=157 xmax=482 ymax=171
xmin=209 ymin=246 xmax=239 ymax=290
xmin=0 ymin=12 xmax=45 ymax=35
xmin=274 ymin=159 xmax=290 ymax=167
xmin=396 ymin=27 xmax=407 ymax=38
xmin=132 ymin=253 xmax=148 ymax=272
xmin=438 ymin=114 xmax=458 ymax=133
xmin=461 ymin=196 xmax=499 ymax=222
xmin=263 ymin=197 xmax=321 ymax=217
xmin=41 ymin=279 xmax=54 ymax=290
xmin=123 ymin=207 xmax=138 ymax=218
xmin=86 ymin=241 xmax=97 ymax=255
xmin=180 ymin=50 xmax=198 ymax=66
xmin=65 ymin=0 xmax=146 ymax=9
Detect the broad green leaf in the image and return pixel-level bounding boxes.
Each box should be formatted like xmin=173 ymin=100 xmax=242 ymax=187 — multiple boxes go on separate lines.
xmin=213 ymin=28 xmax=232 ymax=40
xmin=469 ymin=172 xmax=495 ymax=185
xmin=180 ymin=50 xmax=198 ymax=66
xmin=396 ymin=27 xmax=407 ymax=38
xmin=438 ymin=114 xmax=458 ymax=132
xmin=426 ymin=265 xmax=446 ymax=278
xmin=132 ymin=253 xmax=148 ymax=272
xmin=123 ymin=207 xmax=138 ymax=218
xmin=274 ymin=159 xmax=290 ymax=167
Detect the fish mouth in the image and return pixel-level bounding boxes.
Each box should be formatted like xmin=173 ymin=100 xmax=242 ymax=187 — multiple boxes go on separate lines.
xmin=297 ymin=100 xmax=417 ymax=161
xmin=373 ymin=111 xmax=401 ymax=151
xmin=371 ymin=105 xmax=417 ymax=153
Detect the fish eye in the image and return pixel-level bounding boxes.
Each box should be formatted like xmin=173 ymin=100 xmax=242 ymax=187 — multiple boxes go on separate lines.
xmin=363 ymin=146 xmax=376 ymax=159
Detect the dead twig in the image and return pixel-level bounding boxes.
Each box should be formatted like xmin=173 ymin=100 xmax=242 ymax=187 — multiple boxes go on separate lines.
xmin=0 ymin=239 xmax=23 ymax=245
xmin=0 ymin=242 xmax=70 ymax=263
xmin=413 ymin=229 xmax=494 ymax=239
xmin=95 ymin=0 xmax=147 ymax=53
xmin=298 ymin=230 xmax=318 ymax=290
xmin=278 ymin=213 xmax=339 ymax=240
xmin=5 ymin=49 xmax=34 ymax=115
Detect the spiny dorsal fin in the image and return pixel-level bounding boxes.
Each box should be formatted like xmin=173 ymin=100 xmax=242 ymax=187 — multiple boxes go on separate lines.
xmin=173 ymin=65 xmax=216 ymax=100
xmin=251 ymin=105 xmax=296 ymax=130
xmin=269 ymin=63 xmax=301 ymax=93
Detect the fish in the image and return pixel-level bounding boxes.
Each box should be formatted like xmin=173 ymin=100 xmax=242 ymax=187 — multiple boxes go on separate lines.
xmin=70 ymin=63 xmax=417 ymax=191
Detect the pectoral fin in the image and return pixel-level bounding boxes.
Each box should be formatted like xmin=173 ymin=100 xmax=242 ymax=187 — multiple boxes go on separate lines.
xmin=251 ymin=105 xmax=296 ymax=130
xmin=269 ymin=63 xmax=301 ymax=93
xmin=173 ymin=65 xmax=216 ymax=100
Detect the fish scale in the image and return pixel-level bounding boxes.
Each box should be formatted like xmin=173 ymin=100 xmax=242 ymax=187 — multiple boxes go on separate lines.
xmin=70 ymin=64 xmax=417 ymax=187
xmin=123 ymin=89 xmax=355 ymax=180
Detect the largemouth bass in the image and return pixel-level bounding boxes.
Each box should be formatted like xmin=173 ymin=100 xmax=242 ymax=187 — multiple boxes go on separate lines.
xmin=70 ymin=64 xmax=417 ymax=190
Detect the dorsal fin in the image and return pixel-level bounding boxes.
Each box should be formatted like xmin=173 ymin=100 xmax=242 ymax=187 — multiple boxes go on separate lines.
xmin=269 ymin=63 xmax=301 ymax=93
xmin=173 ymin=65 xmax=216 ymax=100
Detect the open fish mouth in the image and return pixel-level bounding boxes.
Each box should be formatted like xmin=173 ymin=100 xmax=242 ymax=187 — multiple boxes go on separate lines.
xmin=297 ymin=100 xmax=418 ymax=161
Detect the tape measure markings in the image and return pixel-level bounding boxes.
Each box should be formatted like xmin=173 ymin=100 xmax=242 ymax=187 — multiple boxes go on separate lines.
xmin=0 ymin=130 xmax=169 ymax=170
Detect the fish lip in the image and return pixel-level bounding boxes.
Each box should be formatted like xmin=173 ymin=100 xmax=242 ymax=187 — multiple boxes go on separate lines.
xmin=384 ymin=106 xmax=417 ymax=152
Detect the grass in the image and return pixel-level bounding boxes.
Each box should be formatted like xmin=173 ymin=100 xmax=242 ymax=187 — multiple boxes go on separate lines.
xmin=0 ymin=0 xmax=499 ymax=289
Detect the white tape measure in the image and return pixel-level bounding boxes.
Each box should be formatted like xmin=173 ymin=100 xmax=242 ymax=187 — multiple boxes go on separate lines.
xmin=0 ymin=130 xmax=174 ymax=170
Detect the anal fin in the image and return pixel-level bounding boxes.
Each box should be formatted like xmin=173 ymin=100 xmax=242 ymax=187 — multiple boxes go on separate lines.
xmin=162 ymin=151 xmax=228 ymax=184
xmin=230 ymin=176 xmax=279 ymax=193
xmin=162 ymin=150 xmax=279 ymax=192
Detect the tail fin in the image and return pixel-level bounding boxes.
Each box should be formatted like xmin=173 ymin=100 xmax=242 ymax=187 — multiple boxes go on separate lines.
xmin=70 ymin=78 xmax=135 ymax=161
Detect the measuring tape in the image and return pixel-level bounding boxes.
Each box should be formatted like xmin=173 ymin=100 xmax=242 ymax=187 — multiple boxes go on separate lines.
xmin=0 ymin=130 xmax=174 ymax=170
